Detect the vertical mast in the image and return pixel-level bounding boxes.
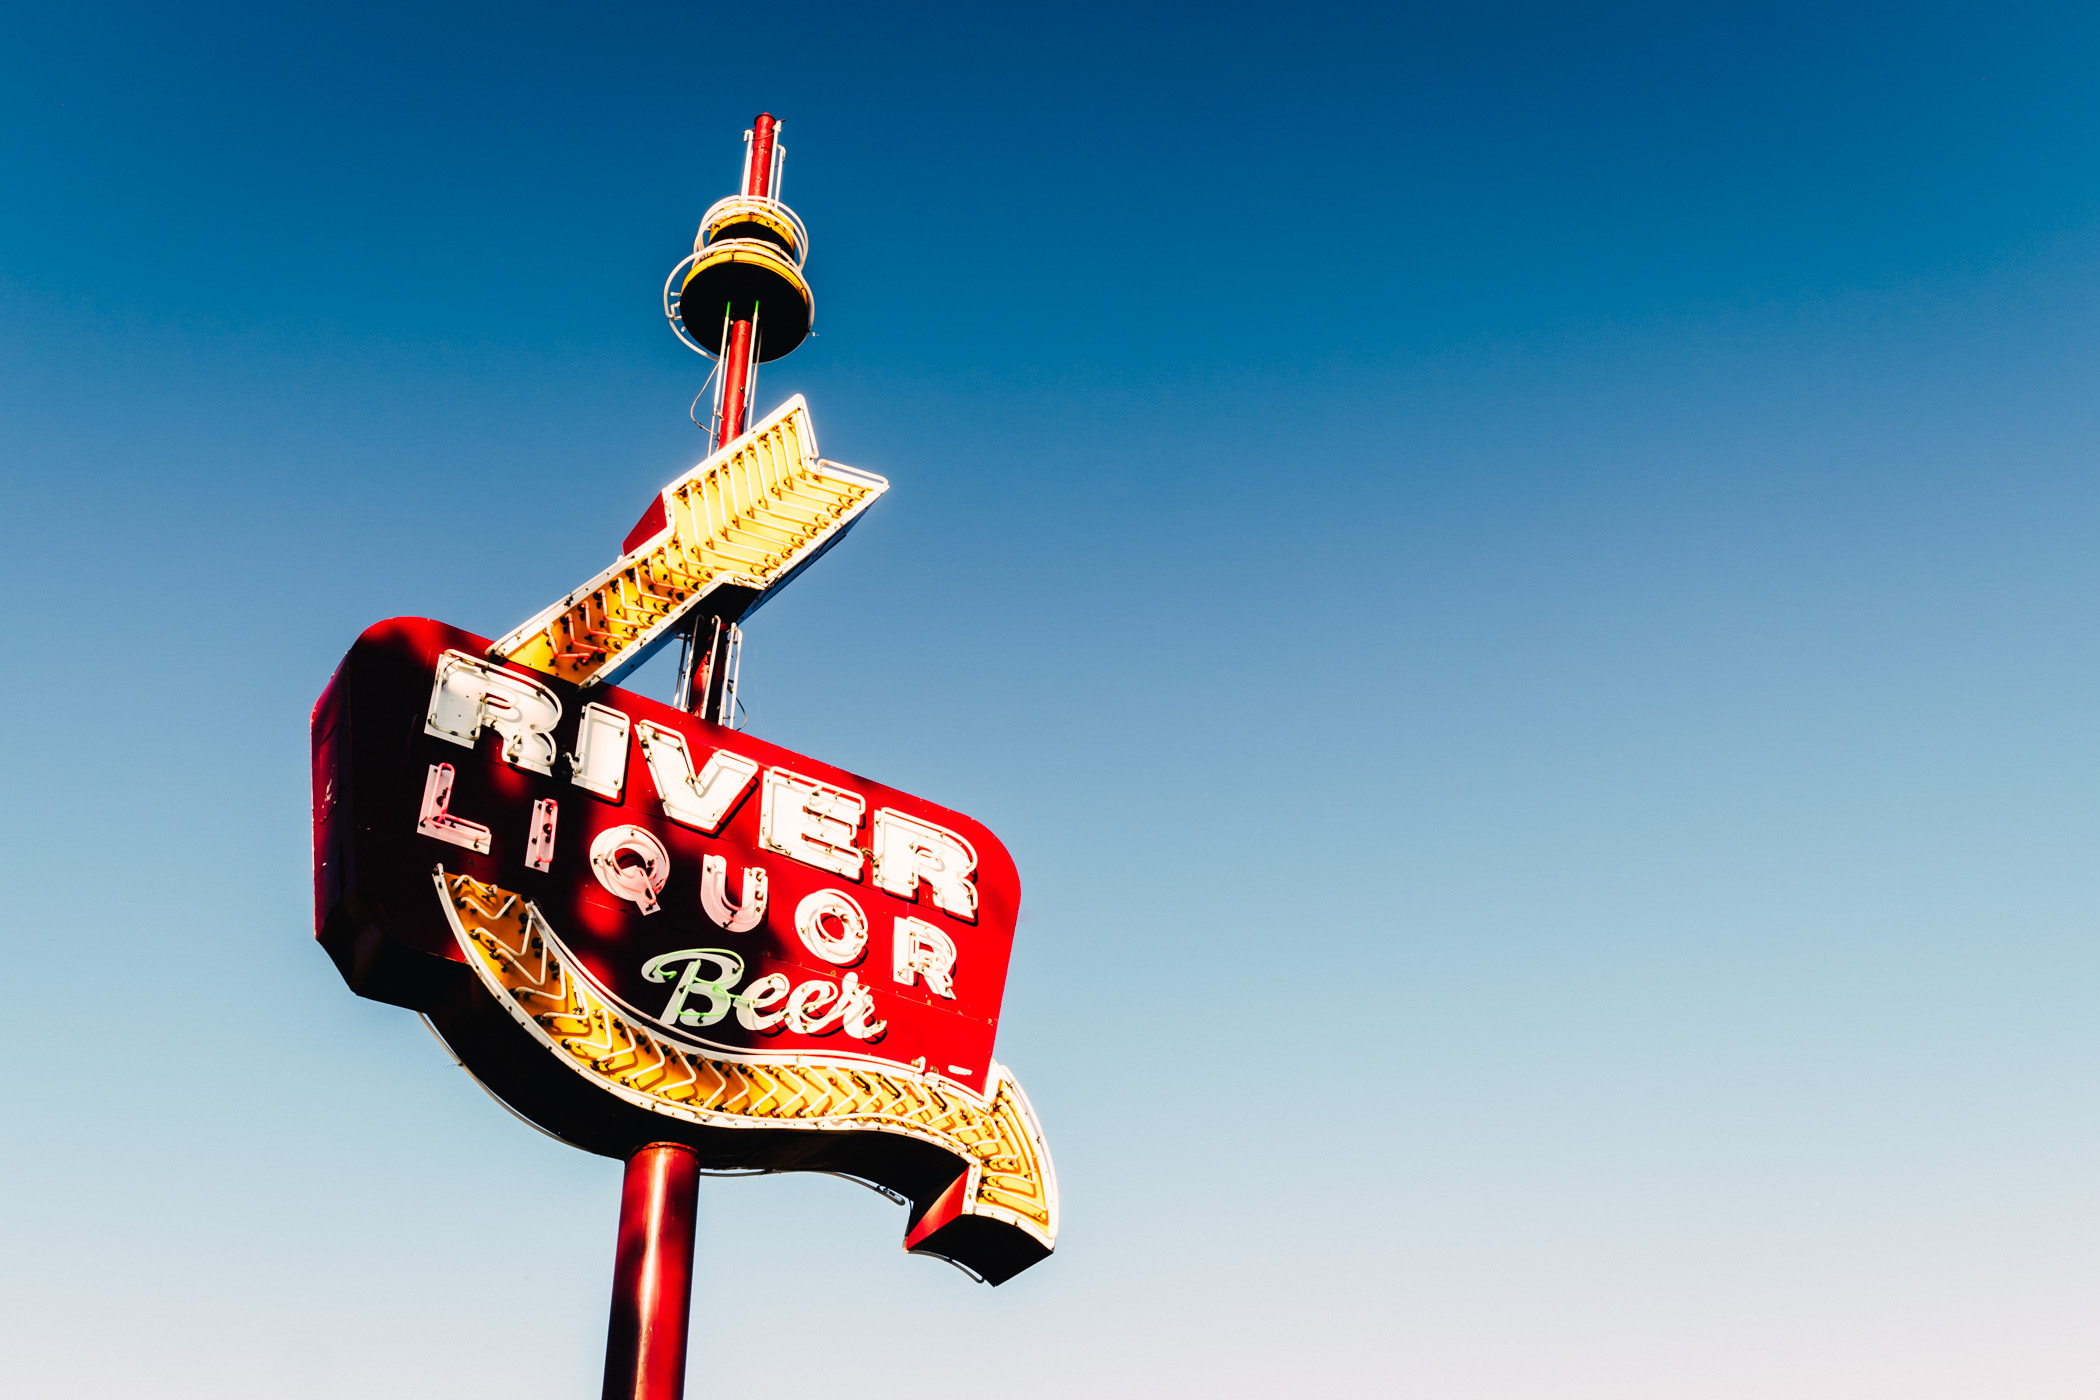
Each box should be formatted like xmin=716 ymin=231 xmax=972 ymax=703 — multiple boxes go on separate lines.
xmin=664 ymin=115 xmax=816 ymax=719
xmin=714 ymin=113 xmax=778 ymax=447
xmin=705 ymin=112 xmax=781 ymax=449
xmin=665 ymin=111 xmax=811 ymax=450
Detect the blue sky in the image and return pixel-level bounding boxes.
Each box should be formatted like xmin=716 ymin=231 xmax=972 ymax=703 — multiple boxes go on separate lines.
xmin=3 ymin=3 xmax=2098 ymax=1395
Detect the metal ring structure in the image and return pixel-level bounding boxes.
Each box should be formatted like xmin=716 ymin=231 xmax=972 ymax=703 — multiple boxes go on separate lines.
xmin=696 ymin=194 xmax=810 ymax=267
xmin=667 ymin=239 xmax=813 ymax=363
xmin=663 ymin=252 xmax=712 ymax=357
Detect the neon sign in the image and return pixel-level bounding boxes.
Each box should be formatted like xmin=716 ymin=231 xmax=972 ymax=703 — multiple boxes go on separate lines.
xmin=314 ymin=607 xmax=1056 ymax=1283
xmin=310 ymin=119 xmax=1055 ymax=1347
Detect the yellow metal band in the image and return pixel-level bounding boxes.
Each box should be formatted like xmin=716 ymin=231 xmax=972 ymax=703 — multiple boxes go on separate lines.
xmin=683 ymin=237 xmax=809 ymax=296
xmin=699 ymin=199 xmax=805 ymax=260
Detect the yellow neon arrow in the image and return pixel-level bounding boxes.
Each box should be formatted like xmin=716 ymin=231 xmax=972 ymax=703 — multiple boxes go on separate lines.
xmin=488 ymin=396 xmax=886 ymax=688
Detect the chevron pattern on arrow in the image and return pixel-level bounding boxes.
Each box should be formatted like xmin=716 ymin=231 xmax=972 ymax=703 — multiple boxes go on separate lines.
xmin=434 ymin=870 xmax=1056 ymax=1249
xmin=485 ymin=397 xmax=886 ymax=689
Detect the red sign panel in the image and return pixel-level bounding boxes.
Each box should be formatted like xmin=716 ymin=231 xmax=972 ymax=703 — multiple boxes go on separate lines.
xmin=312 ymin=617 xmax=1053 ymax=1281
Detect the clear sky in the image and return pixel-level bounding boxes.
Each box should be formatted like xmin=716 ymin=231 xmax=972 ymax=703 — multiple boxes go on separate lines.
xmin=3 ymin=2 xmax=2097 ymax=1395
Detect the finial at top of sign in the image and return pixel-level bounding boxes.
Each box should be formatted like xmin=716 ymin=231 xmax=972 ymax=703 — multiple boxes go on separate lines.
xmin=664 ymin=113 xmax=814 ymax=447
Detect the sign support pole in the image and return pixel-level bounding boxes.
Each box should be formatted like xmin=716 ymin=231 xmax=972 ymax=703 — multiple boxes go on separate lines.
xmin=601 ymin=1142 xmax=701 ymax=1400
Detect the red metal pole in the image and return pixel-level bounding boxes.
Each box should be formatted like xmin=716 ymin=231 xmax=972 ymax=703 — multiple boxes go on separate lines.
xmin=602 ymin=1143 xmax=701 ymax=1400
xmin=713 ymin=113 xmax=777 ymax=448
xmin=716 ymin=317 xmax=755 ymax=448
xmin=746 ymin=113 xmax=777 ymax=198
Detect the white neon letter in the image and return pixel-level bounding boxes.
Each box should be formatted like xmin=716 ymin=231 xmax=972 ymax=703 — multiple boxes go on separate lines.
xmin=795 ymin=889 xmax=869 ymax=966
xmin=784 ymin=978 xmax=846 ymax=1035
xmin=524 ymin=798 xmax=558 ymax=871
xmin=588 ymin=824 xmax=670 ymax=915
xmin=569 ymin=703 xmax=631 ymax=799
xmin=700 ymin=854 xmax=768 ymax=933
xmin=839 ymin=972 xmax=887 ymax=1041
xmin=425 ymin=650 xmax=562 ymax=775
xmin=642 ymin=948 xmax=746 ymax=1028
xmin=735 ymin=973 xmax=791 ymax=1031
xmin=636 ymin=722 xmax=760 ymax=833
xmin=892 ymin=916 xmax=957 ymax=999
xmin=761 ymin=769 xmax=865 ymax=879
xmin=416 ymin=763 xmax=491 ymax=854
xmin=871 ymin=809 xmax=979 ymax=921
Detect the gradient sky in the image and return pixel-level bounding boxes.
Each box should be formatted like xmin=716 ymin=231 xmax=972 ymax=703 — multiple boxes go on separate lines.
xmin=4 ymin=3 xmax=2098 ymax=1396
